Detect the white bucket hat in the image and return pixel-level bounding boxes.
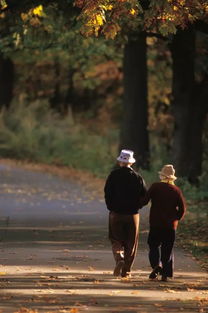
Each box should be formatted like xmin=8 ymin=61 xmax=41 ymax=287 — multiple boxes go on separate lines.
xmin=117 ymin=149 xmax=136 ymax=164
xmin=158 ymin=164 xmax=177 ymax=181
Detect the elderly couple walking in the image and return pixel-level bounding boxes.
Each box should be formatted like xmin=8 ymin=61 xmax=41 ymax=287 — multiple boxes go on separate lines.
xmin=104 ymin=149 xmax=186 ymax=281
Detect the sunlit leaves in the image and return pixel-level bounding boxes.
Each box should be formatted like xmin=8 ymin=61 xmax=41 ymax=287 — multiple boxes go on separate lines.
xmin=75 ymin=0 xmax=140 ymax=38
xmin=102 ymin=23 xmax=121 ymax=39
xmin=33 ymin=5 xmax=45 ymax=17
xmin=0 ymin=0 xmax=6 ymax=18
xmin=13 ymin=32 xmax=21 ymax=48
xmin=130 ymin=8 xmax=136 ymax=15
xmin=144 ymin=0 xmax=206 ymax=35
xmin=74 ymin=0 xmax=85 ymax=8
xmin=20 ymin=5 xmax=46 ymax=25
xmin=75 ymin=0 xmax=208 ymax=38
xmin=0 ymin=0 xmax=7 ymax=10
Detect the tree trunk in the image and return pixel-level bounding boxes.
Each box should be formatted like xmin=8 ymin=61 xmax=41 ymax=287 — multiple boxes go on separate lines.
xmin=187 ymin=96 xmax=207 ymax=184
xmin=120 ymin=32 xmax=149 ymax=169
xmin=50 ymin=59 xmax=74 ymax=115
xmin=0 ymin=55 xmax=14 ymax=109
xmin=170 ymin=28 xmax=207 ymax=183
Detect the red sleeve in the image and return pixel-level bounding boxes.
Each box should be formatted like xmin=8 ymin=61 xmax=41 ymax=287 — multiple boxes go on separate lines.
xmin=139 ymin=184 xmax=153 ymax=207
xmin=176 ymin=188 xmax=186 ymax=220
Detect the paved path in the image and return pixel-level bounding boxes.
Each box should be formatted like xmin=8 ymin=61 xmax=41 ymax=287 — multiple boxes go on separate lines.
xmin=0 ymin=162 xmax=207 ymax=313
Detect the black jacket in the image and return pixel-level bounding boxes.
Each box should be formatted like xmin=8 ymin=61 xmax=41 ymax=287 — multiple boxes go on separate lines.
xmin=104 ymin=166 xmax=147 ymax=214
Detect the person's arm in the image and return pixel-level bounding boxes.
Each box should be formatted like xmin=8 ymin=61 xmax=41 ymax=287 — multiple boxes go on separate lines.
xmin=139 ymin=176 xmax=147 ymax=197
xmin=104 ymin=173 xmax=114 ymax=211
xmin=139 ymin=184 xmax=153 ymax=208
xmin=176 ymin=189 xmax=186 ymax=220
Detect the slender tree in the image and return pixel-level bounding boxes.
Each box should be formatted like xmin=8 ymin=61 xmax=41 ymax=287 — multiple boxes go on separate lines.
xmin=170 ymin=27 xmax=208 ymax=183
xmin=120 ymin=32 xmax=149 ymax=168
xmin=0 ymin=55 xmax=14 ymax=108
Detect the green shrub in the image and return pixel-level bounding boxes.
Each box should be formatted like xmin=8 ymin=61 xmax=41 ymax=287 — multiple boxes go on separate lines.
xmin=0 ymin=101 xmax=118 ymax=177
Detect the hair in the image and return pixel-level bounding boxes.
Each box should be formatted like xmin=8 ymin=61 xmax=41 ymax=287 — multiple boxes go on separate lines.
xmin=159 ymin=174 xmax=176 ymax=182
xmin=119 ymin=161 xmax=133 ymax=167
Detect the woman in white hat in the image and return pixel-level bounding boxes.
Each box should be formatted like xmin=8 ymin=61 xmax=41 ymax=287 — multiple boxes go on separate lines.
xmin=104 ymin=149 xmax=147 ymax=278
xmin=141 ymin=164 xmax=186 ymax=281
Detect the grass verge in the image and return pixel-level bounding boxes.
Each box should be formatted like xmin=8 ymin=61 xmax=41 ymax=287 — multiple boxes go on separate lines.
xmin=177 ymin=201 xmax=208 ymax=272
xmin=0 ymin=101 xmax=118 ymax=178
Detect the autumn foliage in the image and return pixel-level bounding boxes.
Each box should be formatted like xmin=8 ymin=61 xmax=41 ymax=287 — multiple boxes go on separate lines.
xmin=74 ymin=0 xmax=208 ymax=37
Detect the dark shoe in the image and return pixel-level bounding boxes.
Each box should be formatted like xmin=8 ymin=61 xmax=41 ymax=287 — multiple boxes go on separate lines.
xmin=121 ymin=265 xmax=131 ymax=278
xmin=113 ymin=260 xmax=124 ymax=277
xmin=149 ymin=266 xmax=162 ymax=280
xmin=161 ymin=275 xmax=168 ymax=282
xmin=121 ymin=270 xmax=131 ymax=278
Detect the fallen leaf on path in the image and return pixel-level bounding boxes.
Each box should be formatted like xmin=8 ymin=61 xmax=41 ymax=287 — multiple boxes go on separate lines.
xmin=131 ymin=290 xmax=140 ymax=295
xmin=109 ymin=290 xmax=121 ymax=296
xmin=165 ymin=289 xmax=178 ymax=293
xmin=49 ymin=275 xmax=59 ymax=280
xmin=46 ymin=299 xmax=58 ymax=304
xmin=66 ymin=290 xmax=76 ymax=294
xmin=46 ymin=289 xmax=55 ymax=293
xmin=0 ymin=296 xmax=13 ymax=300
xmin=88 ymin=298 xmax=98 ymax=305
xmin=194 ymin=296 xmax=207 ymax=301
xmin=187 ymin=283 xmax=200 ymax=288
xmin=121 ymin=277 xmax=131 ymax=282
xmin=14 ymin=308 xmax=38 ymax=313
xmin=63 ymin=249 xmax=70 ymax=253
xmin=72 ymin=302 xmax=83 ymax=307
xmin=69 ymin=309 xmax=79 ymax=313
xmin=37 ymin=282 xmax=53 ymax=287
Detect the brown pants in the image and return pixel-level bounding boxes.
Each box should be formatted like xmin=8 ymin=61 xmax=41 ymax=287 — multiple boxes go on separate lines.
xmin=109 ymin=211 xmax=140 ymax=273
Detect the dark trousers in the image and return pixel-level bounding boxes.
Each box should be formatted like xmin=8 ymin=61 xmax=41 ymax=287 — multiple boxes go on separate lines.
xmin=147 ymin=227 xmax=176 ymax=277
xmin=109 ymin=211 xmax=139 ymax=273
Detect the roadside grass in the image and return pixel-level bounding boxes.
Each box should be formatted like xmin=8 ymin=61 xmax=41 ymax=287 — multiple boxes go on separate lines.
xmin=177 ymin=178 xmax=208 ymax=271
xmin=176 ymin=179 xmax=208 ymax=272
xmin=177 ymin=201 xmax=208 ymax=272
xmin=0 ymin=101 xmax=117 ymax=177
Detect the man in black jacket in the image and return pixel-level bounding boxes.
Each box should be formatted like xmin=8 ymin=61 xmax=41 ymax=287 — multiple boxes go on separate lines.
xmin=104 ymin=149 xmax=146 ymax=277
